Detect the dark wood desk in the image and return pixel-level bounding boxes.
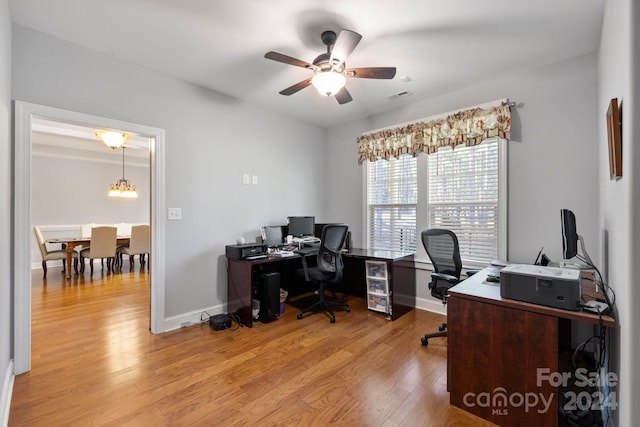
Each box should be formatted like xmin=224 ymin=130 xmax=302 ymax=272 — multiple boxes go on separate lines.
xmin=227 ymin=248 xmax=415 ymax=327
xmin=447 ymin=267 xmax=615 ymax=427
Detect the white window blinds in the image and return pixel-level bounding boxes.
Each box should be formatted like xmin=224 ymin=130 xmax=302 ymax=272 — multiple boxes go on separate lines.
xmin=366 ymin=155 xmax=417 ymax=252
xmin=366 ymin=138 xmax=505 ymax=264
xmin=427 ymin=139 xmax=499 ymax=263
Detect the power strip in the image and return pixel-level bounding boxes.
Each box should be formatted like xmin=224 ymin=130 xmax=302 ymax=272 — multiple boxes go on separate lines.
xmin=209 ymin=314 xmax=232 ymax=330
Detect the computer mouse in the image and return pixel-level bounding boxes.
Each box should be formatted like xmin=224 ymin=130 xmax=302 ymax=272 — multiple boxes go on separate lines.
xmin=486 ymin=275 xmax=500 ymax=283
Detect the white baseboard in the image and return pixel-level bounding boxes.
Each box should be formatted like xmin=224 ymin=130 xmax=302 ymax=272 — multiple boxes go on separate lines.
xmin=163 ymin=304 xmax=227 ymax=332
xmin=415 ymin=296 xmax=446 ymax=315
xmin=1 ymin=360 xmax=14 ymax=427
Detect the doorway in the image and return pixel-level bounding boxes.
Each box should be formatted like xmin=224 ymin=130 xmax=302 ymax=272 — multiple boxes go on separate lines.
xmin=13 ymin=101 xmax=166 ymax=374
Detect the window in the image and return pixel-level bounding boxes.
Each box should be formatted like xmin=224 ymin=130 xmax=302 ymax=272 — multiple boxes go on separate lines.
xmin=366 ymin=155 xmax=417 ymax=252
xmin=366 ymin=138 xmax=506 ymax=265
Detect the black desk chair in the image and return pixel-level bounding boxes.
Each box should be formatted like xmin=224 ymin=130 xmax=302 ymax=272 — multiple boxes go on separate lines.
xmin=296 ymin=223 xmax=350 ymax=323
xmin=421 ymin=228 xmax=477 ymax=345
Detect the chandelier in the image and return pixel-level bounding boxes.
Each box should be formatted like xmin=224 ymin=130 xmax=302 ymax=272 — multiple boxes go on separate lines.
xmin=108 ymin=147 xmax=138 ymax=198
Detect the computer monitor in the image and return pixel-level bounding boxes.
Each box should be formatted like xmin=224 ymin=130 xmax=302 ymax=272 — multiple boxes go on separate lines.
xmin=560 ymin=209 xmax=579 ymax=259
xmin=261 ymin=226 xmax=284 ymax=247
xmin=560 ymin=208 xmax=596 ymax=267
xmin=287 ymin=216 xmax=315 ymax=237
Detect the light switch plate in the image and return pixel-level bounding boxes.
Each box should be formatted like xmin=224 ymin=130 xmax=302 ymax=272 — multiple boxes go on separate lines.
xmin=168 ymin=207 xmax=182 ymax=220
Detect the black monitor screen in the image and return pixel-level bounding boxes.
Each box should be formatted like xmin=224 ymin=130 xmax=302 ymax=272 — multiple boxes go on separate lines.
xmin=262 ymin=226 xmax=283 ymax=247
xmin=561 ymin=209 xmax=578 ymax=259
xmin=288 ymin=216 xmax=315 ymax=237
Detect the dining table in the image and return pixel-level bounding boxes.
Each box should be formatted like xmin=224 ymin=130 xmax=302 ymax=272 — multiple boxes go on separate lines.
xmin=46 ymin=236 xmax=131 ymax=279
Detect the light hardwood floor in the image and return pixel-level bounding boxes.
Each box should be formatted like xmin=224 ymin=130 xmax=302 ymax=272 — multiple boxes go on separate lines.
xmin=9 ymin=265 xmax=493 ymax=426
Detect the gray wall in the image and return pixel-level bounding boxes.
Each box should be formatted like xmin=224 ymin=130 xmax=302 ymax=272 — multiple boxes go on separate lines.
xmin=12 ymin=24 xmax=327 ymax=318
xmin=0 ymin=0 xmax=11 ymax=421
xmin=326 ymin=53 xmax=599 ymax=303
xmin=599 ymin=0 xmax=638 ymax=425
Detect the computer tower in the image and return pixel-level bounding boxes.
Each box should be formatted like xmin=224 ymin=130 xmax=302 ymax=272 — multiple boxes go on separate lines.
xmin=255 ymin=272 xmax=280 ymax=323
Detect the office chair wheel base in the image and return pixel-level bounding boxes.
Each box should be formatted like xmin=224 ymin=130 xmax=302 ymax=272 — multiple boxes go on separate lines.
xmin=346 ymin=307 xmax=351 ymax=312
xmin=421 ymin=337 xmax=429 ymax=346
xmin=330 ymin=316 xmax=335 ymax=323
xmin=297 ymin=313 xmax=303 ymax=320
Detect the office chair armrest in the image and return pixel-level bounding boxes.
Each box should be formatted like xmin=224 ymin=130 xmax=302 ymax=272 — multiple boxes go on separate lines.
xmin=431 ymin=272 xmax=459 ymax=284
xmin=465 ymin=269 xmax=481 ymax=277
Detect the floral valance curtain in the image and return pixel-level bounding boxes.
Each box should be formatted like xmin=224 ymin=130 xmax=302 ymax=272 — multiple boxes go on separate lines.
xmin=357 ymin=101 xmax=511 ymax=164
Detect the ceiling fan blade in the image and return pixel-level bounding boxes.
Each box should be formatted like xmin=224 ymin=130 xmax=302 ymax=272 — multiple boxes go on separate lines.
xmin=345 ymin=67 xmax=397 ymax=79
xmin=330 ymin=30 xmax=362 ymax=68
xmin=335 ymin=87 xmax=353 ymax=105
xmin=279 ymin=78 xmax=312 ymax=96
xmin=264 ymin=51 xmax=312 ymax=69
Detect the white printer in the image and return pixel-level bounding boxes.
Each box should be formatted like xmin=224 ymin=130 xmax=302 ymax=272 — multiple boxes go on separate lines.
xmin=500 ymin=264 xmax=582 ymax=311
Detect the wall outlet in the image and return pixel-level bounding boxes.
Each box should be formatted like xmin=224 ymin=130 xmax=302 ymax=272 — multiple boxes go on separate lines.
xmin=242 ymin=174 xmax=250 ymax=185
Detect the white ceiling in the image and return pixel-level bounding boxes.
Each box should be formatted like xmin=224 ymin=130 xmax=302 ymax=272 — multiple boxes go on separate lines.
xmin=31 ymin=118 xmax=150 ymax=163
xmin=10 ymin=0 xmax=604 ymax=128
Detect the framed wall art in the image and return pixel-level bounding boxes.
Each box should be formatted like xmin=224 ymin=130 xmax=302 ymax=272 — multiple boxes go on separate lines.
xmin=607 ymin=97 xmax=622 ymax=180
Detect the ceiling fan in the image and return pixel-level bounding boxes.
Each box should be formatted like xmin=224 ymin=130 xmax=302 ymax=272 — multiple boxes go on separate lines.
xmin=264 ymin=29 xmax=397 ymax=104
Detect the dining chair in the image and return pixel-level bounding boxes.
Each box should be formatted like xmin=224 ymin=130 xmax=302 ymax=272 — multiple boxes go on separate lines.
xmin=79 ymin=226 xmax=118 ymax=275
xmin=117 ymin=224 xmax=150 ymax=270
xmin=80 ymin=222 xmax=109 ymax=254
xmin=33 ymin=226 xmax=78 ymax=279
xmin=113 ymin=223 xmax=133 ymax=269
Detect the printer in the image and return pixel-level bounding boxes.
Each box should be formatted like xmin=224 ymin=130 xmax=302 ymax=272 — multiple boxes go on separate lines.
xmin=225 ymin=243 xmax=267 ymax=260
xmin=500 ymin=264 xmax=581 ymax=311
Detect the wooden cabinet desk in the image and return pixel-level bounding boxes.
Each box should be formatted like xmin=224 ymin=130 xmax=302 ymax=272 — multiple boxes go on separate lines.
xmin=447 ymin=268 xmax=615 ymax=426
xmin=227 ymin=248 xmax=415 ymax=327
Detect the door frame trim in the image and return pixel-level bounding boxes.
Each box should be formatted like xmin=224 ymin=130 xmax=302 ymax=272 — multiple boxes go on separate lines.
xmin=13 ymin=101 xmax=166 ymax=374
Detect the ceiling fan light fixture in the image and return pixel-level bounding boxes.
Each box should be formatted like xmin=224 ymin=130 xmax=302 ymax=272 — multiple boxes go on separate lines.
xmin=94 ymin=129 xmax=131 ymax=149
xmin=311 ymin=71 xmax=346 ymax=96
xmin=265 ymin=29 xmax=394 ymax=104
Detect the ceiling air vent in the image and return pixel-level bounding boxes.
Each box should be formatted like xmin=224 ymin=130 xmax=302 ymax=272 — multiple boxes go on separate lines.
xmin=387 ymin=91 xmax=413 ymax=101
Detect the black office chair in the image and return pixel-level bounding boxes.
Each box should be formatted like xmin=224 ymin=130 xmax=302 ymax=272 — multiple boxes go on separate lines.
xmin=296 ymin=223 xmax=350 ymax=323
xmin=421 ymin=228 xmax=477 ymax=345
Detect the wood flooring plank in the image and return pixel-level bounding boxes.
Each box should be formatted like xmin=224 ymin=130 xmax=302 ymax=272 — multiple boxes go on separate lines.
xmin=9 ymin=265 xmax=495 ymax=426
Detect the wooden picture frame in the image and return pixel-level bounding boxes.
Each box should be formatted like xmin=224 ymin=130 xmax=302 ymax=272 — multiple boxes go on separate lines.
xmin=607 ymin=98 xmax=622 ymax=180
